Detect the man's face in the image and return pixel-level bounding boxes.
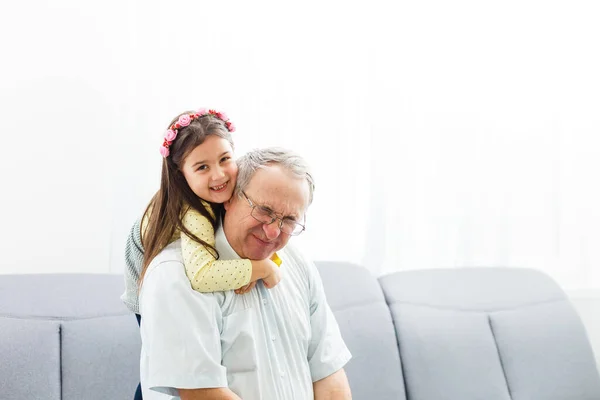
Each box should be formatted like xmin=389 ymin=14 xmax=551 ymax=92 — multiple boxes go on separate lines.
xmin=223 ymin=164 xmax=310 ymax=260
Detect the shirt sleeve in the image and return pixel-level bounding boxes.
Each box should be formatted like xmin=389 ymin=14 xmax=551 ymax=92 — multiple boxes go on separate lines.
xmin=139 ymin=245 xmax=228 ymax=395
xmin=181 ymin=208 xmax=252 ymax=292
xmin=302 ymin=251 xmax=352 ymax=382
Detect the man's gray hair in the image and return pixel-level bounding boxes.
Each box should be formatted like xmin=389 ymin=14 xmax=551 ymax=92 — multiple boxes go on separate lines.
xmin=235 ymin=147 xmax=315 ymax=205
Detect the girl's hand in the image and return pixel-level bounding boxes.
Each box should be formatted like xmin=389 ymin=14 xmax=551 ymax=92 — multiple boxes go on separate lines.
xmin=262 ymin=263 xmax=282 ymax=289
xmin=235 ymin=281 xmax=256 ymax=294
xmin=242 ymin=258 xmax=282 ymax=294
xmin=249 ymin=258 xmax=281 ymax=285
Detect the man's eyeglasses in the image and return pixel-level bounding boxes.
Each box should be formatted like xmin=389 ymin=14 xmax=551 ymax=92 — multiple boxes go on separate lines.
xmin=241 ymin=191 xmax=306 ymax=236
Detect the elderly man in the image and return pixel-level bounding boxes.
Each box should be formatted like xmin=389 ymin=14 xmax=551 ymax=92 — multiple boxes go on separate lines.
xmin=138 ymin=148 xmax=352 ymax=400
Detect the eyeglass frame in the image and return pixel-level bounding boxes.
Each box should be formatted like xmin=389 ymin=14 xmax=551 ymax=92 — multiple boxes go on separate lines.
xmin=241 ymin=191 xmax=306 ymax=236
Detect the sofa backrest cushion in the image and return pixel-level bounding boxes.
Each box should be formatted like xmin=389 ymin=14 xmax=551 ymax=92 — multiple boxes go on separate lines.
xmin=379 ymin=267 xmax=600 ymax=400
xmin=0 ymin=274 xmax=129 ymax=319
xmin=0 ymin=274 xmax=141 ymax=400
xmin=0 ymin=318 xmax=61 ymax=399
xmin=317 ymin=261 xmax=406 ymax=400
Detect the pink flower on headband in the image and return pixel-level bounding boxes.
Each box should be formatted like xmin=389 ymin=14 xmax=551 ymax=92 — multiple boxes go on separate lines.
xmin=164 ymin=129 xmax=177 ymax=141
xmin=178 ymin=114 xmax=191 ymax=127
xmin=160 ymin=107 xmax=236 ymax=158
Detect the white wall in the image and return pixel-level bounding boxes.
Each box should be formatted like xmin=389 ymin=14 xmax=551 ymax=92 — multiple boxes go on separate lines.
xmin=569 ymin=291 xmax=600 ymax=368
xmin=1 ymin=1 xmax=599 ymax=346
xmin=2 ymin=0 xmax=599 ymax=278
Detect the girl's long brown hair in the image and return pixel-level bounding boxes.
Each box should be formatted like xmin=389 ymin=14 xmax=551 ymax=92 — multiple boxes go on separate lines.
xmin=139 ymin=111 xmax=234 ymax=286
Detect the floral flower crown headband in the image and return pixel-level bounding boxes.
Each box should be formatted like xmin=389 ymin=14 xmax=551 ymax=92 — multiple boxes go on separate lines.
xmin=159 ymin=108 xmax=236 ymax=157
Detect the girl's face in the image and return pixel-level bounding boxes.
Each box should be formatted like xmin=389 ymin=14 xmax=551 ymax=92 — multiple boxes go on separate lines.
xmin=181 ymin=135 xmax=238 ymax=204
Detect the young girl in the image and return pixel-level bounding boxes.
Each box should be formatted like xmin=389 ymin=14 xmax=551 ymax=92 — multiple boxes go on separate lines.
xmin=140 ymin=108 xmax=281 ymax=295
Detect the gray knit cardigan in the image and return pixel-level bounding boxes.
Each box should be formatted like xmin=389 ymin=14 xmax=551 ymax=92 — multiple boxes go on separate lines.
xmin=120 ymin=219 xmax=144 ymax=314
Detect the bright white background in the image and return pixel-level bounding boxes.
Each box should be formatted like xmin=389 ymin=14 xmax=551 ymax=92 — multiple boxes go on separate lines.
xmin=1 ymin=0 xmax=599 ymax=359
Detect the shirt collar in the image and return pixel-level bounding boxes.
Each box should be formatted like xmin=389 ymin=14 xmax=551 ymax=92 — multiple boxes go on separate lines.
xmin=215 ymin=222 xmax=241 ymax=260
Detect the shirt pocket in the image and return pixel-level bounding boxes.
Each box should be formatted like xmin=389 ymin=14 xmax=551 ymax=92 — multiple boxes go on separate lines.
xmin=221 ymin=300 xmax=258 ymax=374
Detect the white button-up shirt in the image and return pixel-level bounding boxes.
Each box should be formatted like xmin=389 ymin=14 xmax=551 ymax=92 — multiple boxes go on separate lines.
xmin=139 ymin=226 xmax=351 ymax=400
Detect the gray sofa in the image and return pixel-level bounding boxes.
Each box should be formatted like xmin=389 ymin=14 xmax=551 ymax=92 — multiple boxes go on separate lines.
xmin=2 ymin=264 xmax=600 ymax=400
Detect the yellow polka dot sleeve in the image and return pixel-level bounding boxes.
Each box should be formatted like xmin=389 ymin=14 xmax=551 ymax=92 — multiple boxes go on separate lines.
xmin=181 ymin=207 xmax=252 ymax=292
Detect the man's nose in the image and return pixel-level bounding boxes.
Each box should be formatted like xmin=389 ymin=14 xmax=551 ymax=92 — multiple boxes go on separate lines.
xmin=263 ymin=220 xmax=281 ymax=240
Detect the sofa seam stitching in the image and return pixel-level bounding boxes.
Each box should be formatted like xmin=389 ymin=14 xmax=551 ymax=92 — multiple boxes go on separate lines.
xmin=0 ymin=312 xmax=131 ymax=320
xmin=488 ymin=314 xmax=513 ymax=400
xmin=386 ymin=297 xmax=566 ymax=313
xmin=59 ymin=322 xmax=63 ymax=400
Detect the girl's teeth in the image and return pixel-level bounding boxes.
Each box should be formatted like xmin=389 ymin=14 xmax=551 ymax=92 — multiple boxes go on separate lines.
xmin=212 ymin=183 xmax=226 ymax=191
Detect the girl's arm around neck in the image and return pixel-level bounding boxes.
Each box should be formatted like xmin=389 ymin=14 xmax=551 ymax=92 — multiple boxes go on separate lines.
xmin=179 ymin=387 xmax=242 ymax=400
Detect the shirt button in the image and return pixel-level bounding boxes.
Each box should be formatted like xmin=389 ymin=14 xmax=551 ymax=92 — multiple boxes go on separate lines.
xmin=271 ymin=335 xmax=276 ymax=341
xmin=280 ymin=371 xmax=286 ymax=377
xmin=262 ymin=298 xmax=268 ymax=305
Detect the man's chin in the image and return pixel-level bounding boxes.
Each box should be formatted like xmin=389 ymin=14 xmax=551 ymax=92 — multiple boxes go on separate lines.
xmin=246 ymin=249 xmax=274 ymax=261
xmin=245 ymin=245 xmax=276 ymax=261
